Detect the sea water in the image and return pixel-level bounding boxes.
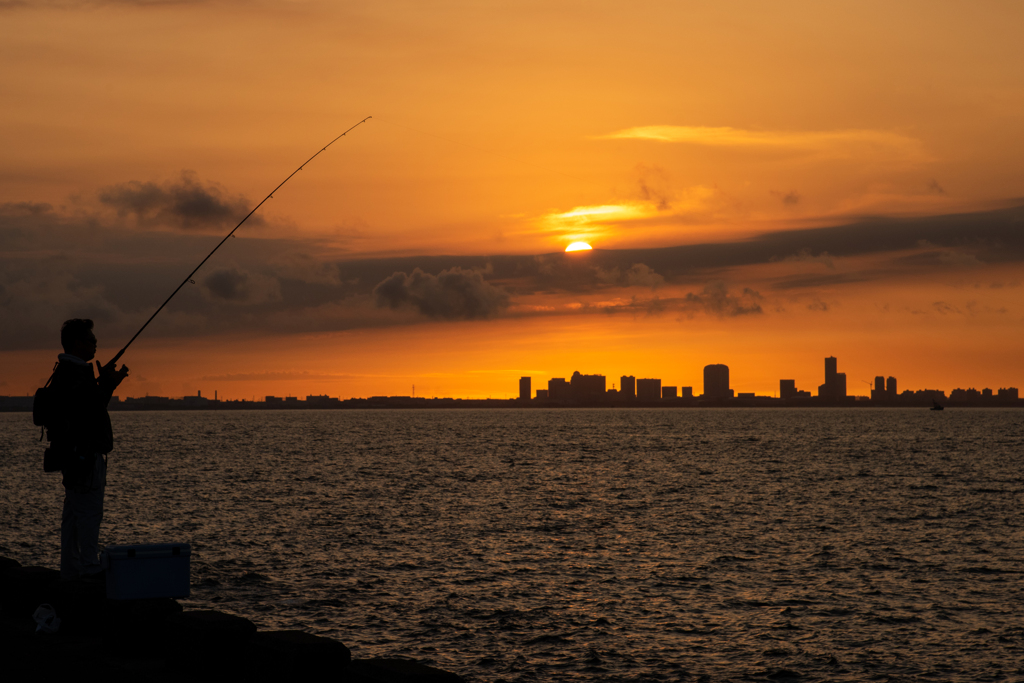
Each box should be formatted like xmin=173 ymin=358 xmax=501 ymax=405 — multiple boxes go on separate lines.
xmin=2 ymin=408 xmax=1022 ymax=681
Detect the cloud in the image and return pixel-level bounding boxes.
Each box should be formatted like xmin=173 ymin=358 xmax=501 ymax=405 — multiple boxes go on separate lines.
xmin=373 ymin=267 xmax=510 ymax=320
xmin=635 ymin=165 xmax=674 ymax=211
xmin=597 ymin=125 xmax=928 ymax=161
xmin=770 ymin=272 xmax=873 ymax=291
xmin=775 ymin=248 xmax=834 ymax=269
xmin=0 ymin=201 xmax=53 ymax=215
xmin=771 ymin=190 xmax=801 ymax=206
xmin=204 ymin=268 xmax=249 ymax=301
xmin=807 ymin=299 xmax=830 ymax=312
xmin=98 ymin=171 xmax=261 ymax=232
xmin=623 ymin=263 xmax=665 ymax=288
xmin=4 ymin=199 xmax=1024 ymax=350
xmin=682 ymin=282 xmax=763 ymax=317
xmin=593 ymin=262 xmax=666 ymax=289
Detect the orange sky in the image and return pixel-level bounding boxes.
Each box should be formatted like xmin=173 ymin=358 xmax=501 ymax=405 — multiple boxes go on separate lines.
xmin=2 ymin=1 xmax=1023 ymax=399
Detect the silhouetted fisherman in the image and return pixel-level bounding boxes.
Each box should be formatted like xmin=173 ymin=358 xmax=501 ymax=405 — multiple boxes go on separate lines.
xmin=48 ymin=319 xmax=129 ymax=579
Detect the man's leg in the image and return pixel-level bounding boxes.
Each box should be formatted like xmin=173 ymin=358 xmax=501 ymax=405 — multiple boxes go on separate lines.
xmin=60 ymin=488 xmax=82 ymax=579
xmin=77 ymin=455 xmax=106 ymax=576
xmin=60 ymin=455 xmax=106 ymax=579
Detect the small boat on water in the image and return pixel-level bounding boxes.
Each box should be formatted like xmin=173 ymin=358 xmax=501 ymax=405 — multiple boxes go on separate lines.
xmin=931 ymin=400 xmax=945 ymax=411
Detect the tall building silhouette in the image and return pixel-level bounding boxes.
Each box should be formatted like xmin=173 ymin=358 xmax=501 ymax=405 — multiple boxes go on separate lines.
xmin=637 ymin=378 xmax=661 ymax=401
xmin=703 ymin=364 xmax=732 ymax=399
xmin=871 ymin=376 xmax=885 ymax=401
xmin=548 ymin=377 xmax=570 ymax=400
xmin=886 ymin=376 xmax=897 ymax=399
xmin=818 ymin=356 xmax=846 ymax=399
xmin=780 ymin=379 xmax=796 ymax=399
xmin=620 ymin=375 xmax=636 ymax=398
xmin=570 ymin=371 xmax=605 ymax=399
xmin=519 ymin=377 xmax=531 ymax=400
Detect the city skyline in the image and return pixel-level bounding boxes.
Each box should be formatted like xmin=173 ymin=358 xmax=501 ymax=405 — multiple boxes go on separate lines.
xmin=3 ymin=3 xmax=1024 ymax=401
xmin=522 ymin=355 xmax=1016 ymax=404
xmin=4 ymin=354 xmax=1017 ymax=409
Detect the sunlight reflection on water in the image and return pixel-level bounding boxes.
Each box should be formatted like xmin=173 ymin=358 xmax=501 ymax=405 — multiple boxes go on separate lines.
xmin=3 ymin=408 xmax=1023 ymax=681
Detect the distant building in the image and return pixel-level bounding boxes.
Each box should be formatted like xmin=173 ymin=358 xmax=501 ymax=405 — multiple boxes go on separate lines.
xmin=637 ymin=378 xmax=661 ymax=401
xmin=183 ymin=390 xmax=209 ymax=407
xmin=535 ymin=389 xmax=549 ymax=399
xmin=681 ymin=386 xmax=693 ymax=398
xmin=548 ymin=378 xmax=570 ymax=401
xmin=0 ymin=396 xmax=35 ymax=410
xmin=818 ymin=356 xmax=847 ymax=400
xmin=982 ymin=388 xmax=993 ymax=398
xmin=998 ymin=387 xmax=1019 ymax=400
xmin=780 ymin=379 xmax=797 ymax=399
xmin=519 ymin=377 xmax=531 ymax=400
xmin=950 ymin=388 xmax=982 ymax=404
xmin=570 ymin=371 xmax=605 ymax=400
xmin=703 ymin=364 xmax=732 ymax=399
xmin=871 ymin=376 xmax=886 ymax=401
xmin=662 ymin=386 xmax=677 ymax=399
xmin=306 ymin=394 xmax=340 ymax=407
xmin=620 ymin=375 xmax=636 ymax=398
xmin=886 ymin=376 xmax=897 ymax=399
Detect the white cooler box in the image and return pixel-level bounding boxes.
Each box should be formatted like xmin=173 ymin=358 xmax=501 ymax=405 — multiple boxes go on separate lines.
xmin=104 ymin=543 xmax=191 ymax=600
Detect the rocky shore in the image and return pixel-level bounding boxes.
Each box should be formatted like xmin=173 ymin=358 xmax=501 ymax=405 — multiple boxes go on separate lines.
xmin=0 ymin=557 xmax=465 ymax=682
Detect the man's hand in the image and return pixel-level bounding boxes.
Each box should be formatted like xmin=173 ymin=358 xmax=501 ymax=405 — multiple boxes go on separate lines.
xmin=96 ymin=359 xmax=130 ymax=388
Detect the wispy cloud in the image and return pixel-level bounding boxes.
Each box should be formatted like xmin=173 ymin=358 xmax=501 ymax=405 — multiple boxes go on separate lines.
xmin=537 ymin=186 xmax=718 ymax=240
xmin=597 ymin=125 xmax=928 ymax=161
xmin=681 ymin=281 xmax=764 ymax=318
xmin=98 ymin=171 xmax=262 ymax=232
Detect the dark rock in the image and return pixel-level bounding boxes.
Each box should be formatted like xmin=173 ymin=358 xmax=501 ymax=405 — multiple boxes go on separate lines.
xmin=167 ymin=609 xmax=257 ymax=641
xmin=45 ymin=577 xmax=107 ymax=634
xmin=165 ymin=609 xmax=257 ymax=673
xmin=0 ymin=561 xmax=465 ymax=682
xmin=342 ymin=658 xmax=467 ymax=683
xmin=248 ymin=630 xmax=352 ymax=676
xmin=0 ymin=556 xmax=21 ymax=577
xmin=103 ymin=597 xmax=183 ymax=657
xmin=0 ymin=566 xmax=61 ymax=617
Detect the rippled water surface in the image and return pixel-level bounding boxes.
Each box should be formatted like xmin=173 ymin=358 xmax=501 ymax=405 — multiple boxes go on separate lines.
xmin=3 ymin=408 xmax=1024 ymax=681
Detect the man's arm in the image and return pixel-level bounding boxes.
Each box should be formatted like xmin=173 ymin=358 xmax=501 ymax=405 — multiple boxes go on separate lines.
xmin=96 ymin=359 xmax=129 ymax=401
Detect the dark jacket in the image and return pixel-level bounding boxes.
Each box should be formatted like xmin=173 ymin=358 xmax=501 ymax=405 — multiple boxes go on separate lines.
xmin=48 ymin=355 xmax=116 ymax=481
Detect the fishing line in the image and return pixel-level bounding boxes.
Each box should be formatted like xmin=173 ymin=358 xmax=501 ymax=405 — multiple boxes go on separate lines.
xmin=109 ymin=115 xmax=372 ymax=365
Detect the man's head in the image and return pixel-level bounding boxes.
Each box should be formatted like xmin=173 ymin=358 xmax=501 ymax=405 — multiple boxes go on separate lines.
xmin=61 ymin=318 xmax=97 ymax=361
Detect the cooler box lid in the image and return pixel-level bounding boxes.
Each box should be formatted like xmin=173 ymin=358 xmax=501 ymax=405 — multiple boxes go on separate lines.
xmin=106 ymin=543 xmax=192 ymax=560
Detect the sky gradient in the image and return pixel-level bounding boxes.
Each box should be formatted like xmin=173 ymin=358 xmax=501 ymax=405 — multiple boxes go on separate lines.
xmin=2 ymin=0 xmax=1023 ymax=399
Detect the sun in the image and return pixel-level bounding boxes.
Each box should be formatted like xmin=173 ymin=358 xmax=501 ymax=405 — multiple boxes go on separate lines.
xmin=565 ymin=242 xmax=593 ymax=252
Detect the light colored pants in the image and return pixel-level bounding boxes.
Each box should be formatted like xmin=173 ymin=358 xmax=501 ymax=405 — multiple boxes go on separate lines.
xmin=60 ymin=454 xmax=106 ymax=579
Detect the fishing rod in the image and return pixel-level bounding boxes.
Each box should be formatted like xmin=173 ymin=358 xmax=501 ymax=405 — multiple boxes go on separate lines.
xmin=108 ymin=116 xmax=371 ymax=366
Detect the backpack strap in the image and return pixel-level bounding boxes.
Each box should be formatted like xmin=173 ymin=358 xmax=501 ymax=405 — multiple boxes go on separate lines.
xmin=35 ymin=361 xmax=59 ymax=442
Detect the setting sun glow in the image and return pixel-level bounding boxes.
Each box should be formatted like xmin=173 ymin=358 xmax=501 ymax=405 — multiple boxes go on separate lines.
xmin=565 ymin=242 xmax=593 ymax=252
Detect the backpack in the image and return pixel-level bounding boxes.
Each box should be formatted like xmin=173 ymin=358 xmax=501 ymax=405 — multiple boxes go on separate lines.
xmin=32 ymin=363 xmax=65 ymax=472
